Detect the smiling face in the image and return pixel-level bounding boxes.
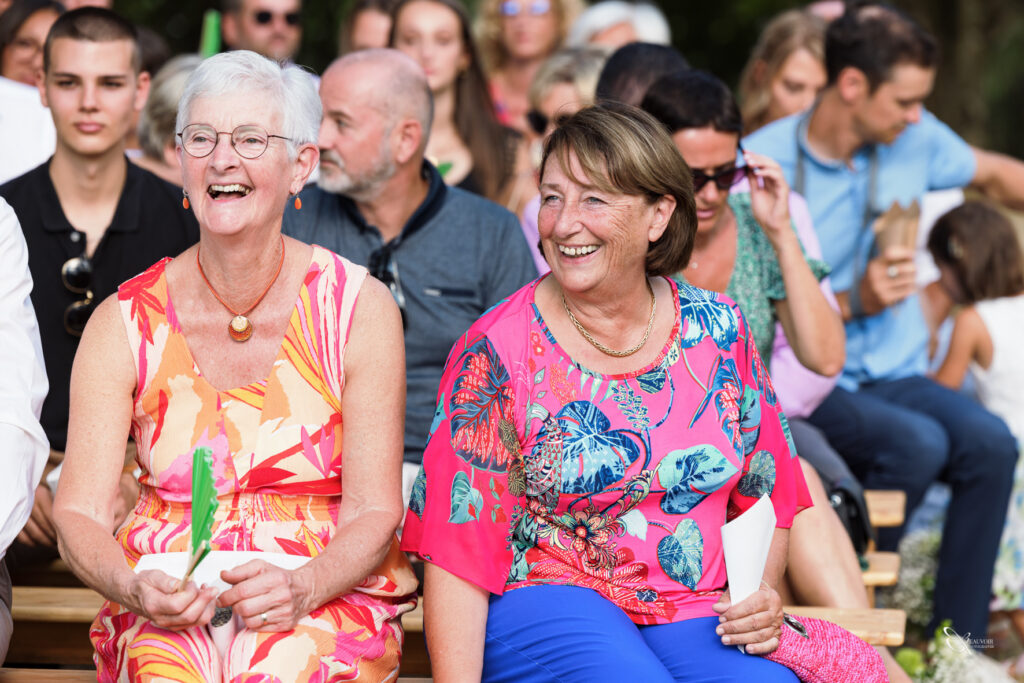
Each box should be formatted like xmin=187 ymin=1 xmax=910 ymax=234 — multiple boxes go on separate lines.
xmin=41 ymin=38 xmax=149 ymax=160
xmin=765 ymin=47 xmax=826 ymax=123
xmin=179 ymin=90 xmax=299 ymax=236
xmin=852 ymin=62 xmax=935 ymax=145
xmin=538 ymin=150 xmax=670 ymax=298
xmin=670 ymin=127 xmax=740 ymax=235
xmin=2 ymin=8 xmax=60 ymax=87
xmin=392 ymin=0 xmax=468 ymax=94
xmin=317 ymin=60 xmax=397 ymax=200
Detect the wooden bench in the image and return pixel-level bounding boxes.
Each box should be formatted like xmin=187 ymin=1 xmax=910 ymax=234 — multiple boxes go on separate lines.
xmin=865 ymin=490 xmax=906 ymax=529
xmin=785 ymin=606 xmax=906 ymax=647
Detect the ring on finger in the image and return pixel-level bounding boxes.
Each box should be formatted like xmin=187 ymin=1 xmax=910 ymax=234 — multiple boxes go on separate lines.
xmin=886 ymin=264 xmax=899 ymax=279
xmin=260 ymin=612 xmax=268 ymax=626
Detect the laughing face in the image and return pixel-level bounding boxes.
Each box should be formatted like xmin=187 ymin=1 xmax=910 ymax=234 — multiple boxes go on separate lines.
xmin=178 ymin=90 xmax=306 ymax=236
xmin=537 ymin=150 xmax=672 ymax=299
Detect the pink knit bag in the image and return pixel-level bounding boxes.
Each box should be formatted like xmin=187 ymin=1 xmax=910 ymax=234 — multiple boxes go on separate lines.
xmin=764 ymin=613 xmax=889 ymax=682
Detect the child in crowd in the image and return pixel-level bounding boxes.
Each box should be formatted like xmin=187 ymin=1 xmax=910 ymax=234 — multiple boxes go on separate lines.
xmin=928 ymin=201 xmax=1024 ymax=643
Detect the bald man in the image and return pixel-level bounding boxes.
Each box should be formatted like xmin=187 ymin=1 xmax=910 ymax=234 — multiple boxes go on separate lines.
xmin=282 ymin=49 xmax=537 ymax=502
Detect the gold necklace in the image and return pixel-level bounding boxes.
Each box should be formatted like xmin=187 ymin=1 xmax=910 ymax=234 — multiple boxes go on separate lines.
xmin=562 ymin=280 xmax=656 ymax=358
xmin=196 ymin=236 xmax=285 ymax=342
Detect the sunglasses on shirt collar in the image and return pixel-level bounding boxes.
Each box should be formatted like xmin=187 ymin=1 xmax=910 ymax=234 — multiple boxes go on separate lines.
xmin=61 ymin=255 xmax=95 ymax=338
xmin=253 ymin=10 xmax=301 ymax=26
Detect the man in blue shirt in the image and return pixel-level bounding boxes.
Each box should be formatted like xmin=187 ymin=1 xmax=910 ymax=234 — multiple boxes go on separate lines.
xmin=283 ymin=49 xmax=537 ymax=505
xmin=746 ymin=2 xmax=1024 ymax=639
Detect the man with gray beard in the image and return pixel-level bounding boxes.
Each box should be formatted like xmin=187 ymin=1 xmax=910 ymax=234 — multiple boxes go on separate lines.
xmin=283 ymin=49 xmax=537 ymax=504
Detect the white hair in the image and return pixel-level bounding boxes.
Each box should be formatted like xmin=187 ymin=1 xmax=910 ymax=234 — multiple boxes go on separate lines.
xmin=176 ymin=50 xmax=321 ymax=159
xmin=566 ymin=1 xmax=671 ymax=48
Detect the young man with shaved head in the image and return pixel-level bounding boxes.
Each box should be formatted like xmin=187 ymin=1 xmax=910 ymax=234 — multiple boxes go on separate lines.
xmin=745 ymin=2 xmax=1024 ymax=641
xmin=0 ymin=8 xmax=198 ymax=567
xmin=283 ymin=48 xmax=537 ymax=503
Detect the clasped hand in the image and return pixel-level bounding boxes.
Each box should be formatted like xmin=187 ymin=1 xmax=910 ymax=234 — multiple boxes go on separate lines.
xmin=712 ymin=584 xmax=783 ymax=655
xmin=128 ymin=560 xmax=311 ymax=632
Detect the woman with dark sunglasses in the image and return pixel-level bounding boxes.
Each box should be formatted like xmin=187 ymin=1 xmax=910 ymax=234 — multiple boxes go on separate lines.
xmin=641 ymin=69 xmax=842 ymax=377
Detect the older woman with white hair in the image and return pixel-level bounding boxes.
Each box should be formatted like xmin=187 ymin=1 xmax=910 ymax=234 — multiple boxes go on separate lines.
xmin=565 ymin=1 xmax=671 ymax=49
xmin=53 ymin=50 xmax=416 ymax=680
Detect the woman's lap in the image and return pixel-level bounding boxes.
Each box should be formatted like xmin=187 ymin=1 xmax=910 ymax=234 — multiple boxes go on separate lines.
xmin=93 ymin=597 xmax=404 ymax=682
xmin=484 ymin=585 xmax=798 ymax=683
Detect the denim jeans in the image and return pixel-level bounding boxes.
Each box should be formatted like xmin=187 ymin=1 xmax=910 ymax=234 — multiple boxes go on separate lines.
xmin=809 ymin=376 xmax=1017 ymax=637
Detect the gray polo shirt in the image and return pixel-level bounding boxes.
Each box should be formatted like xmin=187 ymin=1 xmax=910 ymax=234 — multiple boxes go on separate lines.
xmin=283 ymin=162 xmax=538 ymax=465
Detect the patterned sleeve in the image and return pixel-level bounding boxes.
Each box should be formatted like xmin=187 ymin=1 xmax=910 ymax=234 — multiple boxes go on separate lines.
xmin=728 ymin=309 xmax=813 ymax=528
xmin=400 ymin=330 xmax=522 ymax=594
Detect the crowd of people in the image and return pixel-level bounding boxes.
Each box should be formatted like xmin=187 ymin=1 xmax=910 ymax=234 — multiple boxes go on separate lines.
xmin=1 ymin=0 xmax=1023 ymax=681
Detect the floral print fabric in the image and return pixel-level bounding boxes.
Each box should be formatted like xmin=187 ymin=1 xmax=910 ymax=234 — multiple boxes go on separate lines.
xmin=92 ymin=247 xmax=417 ymax=682
xmin=402 ymin=276 xmax=811 ymax=624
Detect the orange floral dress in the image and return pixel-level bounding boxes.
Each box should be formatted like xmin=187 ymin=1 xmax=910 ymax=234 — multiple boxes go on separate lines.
xmin=91 ymin=246 xmax=417 ymax=682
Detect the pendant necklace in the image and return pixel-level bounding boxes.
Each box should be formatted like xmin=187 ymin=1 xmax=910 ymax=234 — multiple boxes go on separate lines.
xmin=562 ymin=279 xmax=656 ymax=358
xmin=196 ymin=236 xmax=285 ymax=342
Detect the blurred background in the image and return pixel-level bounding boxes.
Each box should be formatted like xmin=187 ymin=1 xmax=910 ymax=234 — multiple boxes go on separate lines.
xmin=117 ymin=0 xmax=1024 ymax=159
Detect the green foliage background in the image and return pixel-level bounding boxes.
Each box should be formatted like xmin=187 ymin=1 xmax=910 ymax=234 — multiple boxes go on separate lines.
xmin=114 ymin=0 xmax=1024 ymax=158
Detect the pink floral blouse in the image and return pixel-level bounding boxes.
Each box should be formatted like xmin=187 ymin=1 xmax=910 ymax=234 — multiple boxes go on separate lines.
xmin=401 ymin=276 xmax=811 ymax=625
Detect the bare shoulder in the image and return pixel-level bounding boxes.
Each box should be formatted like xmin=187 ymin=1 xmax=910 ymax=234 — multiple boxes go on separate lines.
xmin=73 ymin=292 xmax=136 ymax=387
xmin=955 ymin=305 xmax=993 ymax=368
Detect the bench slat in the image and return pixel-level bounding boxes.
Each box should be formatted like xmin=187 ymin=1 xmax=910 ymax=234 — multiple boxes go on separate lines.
xmin=861 ymin=551 xmax=900 ymax=587
xmin=784 ymin=605 xmax=906 ymax=647
xmin=11 ymin=587 xmax=103 ymax=623
xmin=865 ymin=490 xmax=906 ymax=528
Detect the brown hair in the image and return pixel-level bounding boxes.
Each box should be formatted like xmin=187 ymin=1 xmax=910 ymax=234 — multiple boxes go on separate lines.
xmin=339 ymin=0 xmax=401 ymax=55
xmin=391 ymin=0 xmax=514 ymax=203
xmin=738 ymin=9 xmax=825 ymax=133
xmin=475 ymin=0 xmax=584 ymax=75
xmin=540 ymin=103 xmax=697 ymax=276
xmin=927 ymin=201 xmax=1024 ymax=304
xmin=44 ymin=6 xmax=140 ymax=74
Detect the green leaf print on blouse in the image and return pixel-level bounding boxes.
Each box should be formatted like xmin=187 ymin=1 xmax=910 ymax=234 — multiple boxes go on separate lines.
xmin=657 ymin=445 xmax=739 ymax=515
xmin=449 ymin=338 xmax=517 ymax=473
xmin=677 ymin=283 xmax=739 ymax=351
xmin=657 ymin=518 xmax=704 ymax=589
xmin=552 ymin=401 xmax=642 ymax=494
xmin=737 ymin=450 xmax=776 ymax=498
xmin=738 ymin=387 xmax=761 ymax=457
xmin=409 ymin=466 xmax=427 ymax=518
xmin=449 ymin=471 xmax=485 ymax=524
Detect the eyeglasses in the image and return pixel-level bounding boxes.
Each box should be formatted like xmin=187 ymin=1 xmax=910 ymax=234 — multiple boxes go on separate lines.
xmin=177 ymin=124 xmax=291 ymax=159
xmin=62 ymin=256 xmax=95 ymax=337
xmin=253 ymin=10 xmax=301 ymax=26
xmin=526 ymin=109 xmax=571 ymax=136
xmin=368 ymin=246 xmax=408 ymax=330
xmin=691 ymin=146 xmax=749 ymax=193
xmin=499 ymin=0 xmax=551 ymax=17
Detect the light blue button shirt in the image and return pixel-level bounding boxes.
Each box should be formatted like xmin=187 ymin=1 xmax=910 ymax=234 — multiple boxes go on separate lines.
xmin=744 ymin=109 xmax=976 ymax=390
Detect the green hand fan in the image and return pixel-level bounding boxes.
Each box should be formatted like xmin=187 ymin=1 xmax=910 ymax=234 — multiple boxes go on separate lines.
xmin=179 ymin=446 xmax=219 ymax=590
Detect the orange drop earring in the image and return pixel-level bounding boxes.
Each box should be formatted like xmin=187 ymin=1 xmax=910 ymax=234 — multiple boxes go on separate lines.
xmin=182 ymin=191 xmax=190 ymax=210
xmin=294 ymin=195 xmax=302 ymax=210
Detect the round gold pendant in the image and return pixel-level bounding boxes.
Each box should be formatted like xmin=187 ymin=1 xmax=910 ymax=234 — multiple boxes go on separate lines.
xmin=228 ymin=315 xmax=253 ymax=342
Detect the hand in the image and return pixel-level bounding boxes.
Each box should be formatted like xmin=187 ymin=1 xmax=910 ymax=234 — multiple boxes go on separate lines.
xmin=712 ymin=584 xmax=783 ymax=655
xmin=128 ymin=569 xmax=217 ymax=630
xmin=745 ymin=151 xmax=794 ymax=249
xmin=859 ymin=246 xmax=917 ymax=316
xmin=218 ymin=560 xmax=314 ymax=632
xmin=16 ymin=484 xmax=57 ymax=547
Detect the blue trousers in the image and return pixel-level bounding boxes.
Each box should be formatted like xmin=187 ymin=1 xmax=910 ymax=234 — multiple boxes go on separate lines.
xmin=808 ymin=376 xmax=1017 ymax=637
xmin=482 ymin=585 xmax=799 ymax=683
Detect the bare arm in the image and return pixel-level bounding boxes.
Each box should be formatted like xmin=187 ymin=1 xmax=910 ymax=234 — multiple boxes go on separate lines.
xmin=53 ymin=295 xmax=217 ymax=628
xmin=219 ymin=276 xmax=408 ymax=628
xmin=424 ymin=563 xmax=489 ymax=683
xmin=971 ymin=147 xmax=1024 ymax=212
xmin=745 ymin=152 xmax=844 ymax=376
xmin=932 ymin=307 xmax=984 ymax=390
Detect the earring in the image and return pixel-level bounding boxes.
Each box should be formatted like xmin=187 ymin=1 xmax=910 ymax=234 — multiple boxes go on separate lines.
xmin=182 ymin=190 xmax=190 ymax=210
xmin=294 ymin=195 xmax=302 ymax=210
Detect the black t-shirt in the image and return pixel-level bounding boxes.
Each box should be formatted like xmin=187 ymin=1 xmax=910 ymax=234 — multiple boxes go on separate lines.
xmin=0 ymin=159 xmax=199 ymax=451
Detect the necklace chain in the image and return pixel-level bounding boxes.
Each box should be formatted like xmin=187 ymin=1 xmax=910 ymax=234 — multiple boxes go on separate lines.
xmin=196 ymin=235 xmax=285 ymax=342
xmin=562 ymin=280 xmax=656 ymax=358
